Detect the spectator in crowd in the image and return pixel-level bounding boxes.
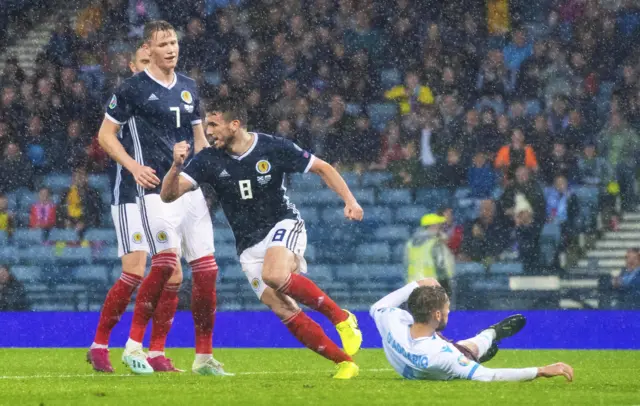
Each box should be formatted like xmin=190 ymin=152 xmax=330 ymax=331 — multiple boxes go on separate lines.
xmin=0 ymin=143 xmax=33 ymax=194
xmin=373 ymin=121 xmax=410 ymax=170
xmin=612 ymin=248 xmax=640 ymax=292
xmin=439 ymin=206 xmax=464 ymax=255
xmin=44 ymin=18 xmax=77 ymax=67
xmin=0 ymin=265 xmax=30 ymax=311
xmin=405 ymin=213 xmax=455 ymax=295
xmin=513 ymin=193 xmax=540 ymax=273
xmin=543 ymin=142 xmax=577 ymax=184
xmin=0 ymin=194 xmax=14 ymax=236
xmin=384 ymin=71 xmax=434 ymax=116
xmin=57 ymin=169 xmax=102 ymax=233
xmin=459 ymin=199 xmax=510 ymax=264
xmin=494 ymin=128 xmax=539 ymax=180
xmin=127 ymin=0 xmax=161 ymax=38
xmin=577 ymin=141 xmax=618 ymax=229
xmin=515 ymin=40 xmax=547 ymax=100
xmin=598 ymin=112 xmax=640 ymax=212
xmin=324 ymin=94 xmax=356 ymax=166
xmin=503 ymin=26 xmax=533 ymax=73
xmin=438 ymin=148 xmax=467 ymax=188
xmin=546 ymin=175 xmax=580 ymax=259
xmin=29 ymin=187 xmax=57 ymax=230
xmin=468 ymin=151 xmax=497 ymax=199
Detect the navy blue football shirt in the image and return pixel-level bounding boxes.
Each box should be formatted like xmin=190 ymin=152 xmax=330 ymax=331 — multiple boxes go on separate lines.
xmin=107 ymin=124 xmax=139 ymax=205
xmin=105 ymin=68 xmax=201 ymax=195
xmin=181 ymin=133 xmax=314 ymax=254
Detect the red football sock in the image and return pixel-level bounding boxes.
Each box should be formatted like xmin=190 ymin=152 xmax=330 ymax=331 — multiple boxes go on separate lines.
xmin=149 ymin=282 xmax=180 ymax=353
xmin=190 ymin=255 xmax=218 ymax=355
xmin=278 ymin=273 xmax=348 ymax=325
xmin=129 ymin=253 xmax=177 ymax=343
xmin=93 ymin=272 xmax=143 ymax=345
xmin=284 ymin=311 xmax=352 ymax=364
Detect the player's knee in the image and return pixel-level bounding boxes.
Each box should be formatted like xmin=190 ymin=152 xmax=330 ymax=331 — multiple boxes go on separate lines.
xmin=261 ymin=264 xmax=287 ymax=289
xmin=121 ymin=251 xmax=147 ymax=277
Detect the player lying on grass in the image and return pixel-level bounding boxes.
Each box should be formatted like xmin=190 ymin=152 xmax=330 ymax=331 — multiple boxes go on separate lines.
xmin=160 ymin=99 xmax=363 ymax=379
xmin=371 ymin=278 xmax=575 ymax=382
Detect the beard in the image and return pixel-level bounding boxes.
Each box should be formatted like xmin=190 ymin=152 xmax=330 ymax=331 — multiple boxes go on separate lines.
xmin=436 ymin=319 xmax=448 ymax=332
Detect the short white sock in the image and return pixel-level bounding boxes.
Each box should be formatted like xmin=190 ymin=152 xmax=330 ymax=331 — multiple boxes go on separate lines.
xmin=90 ymin=342 xmax=108 ymax=350
xmin=148 ymin=351 xmax=165 ymax=359
xmin=469 ymin=329 xmax=496 ymax=358
xmin=195 ymin=354 xmax=212 ymax=364
xmin=125 ymin=338 xmax=143 ymax=351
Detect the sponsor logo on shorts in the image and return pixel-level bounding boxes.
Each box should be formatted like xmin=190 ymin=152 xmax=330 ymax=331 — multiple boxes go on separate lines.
xmin=181 ymin=90 xmax=193 ymax=104
xmin=457 ymin=354 xmax=470 ymax=366
xmin=256 ymin=160 xmax=271 ymax=174
xmin=132 ymin=232 xmax=143 ymax=244
xmin=251 ymin=278 xmax=260 ymax=291
xmin=108 ymin=95 xmax=117 ymax=109
xmin=156 ymin=231 xmax=168 ymax=243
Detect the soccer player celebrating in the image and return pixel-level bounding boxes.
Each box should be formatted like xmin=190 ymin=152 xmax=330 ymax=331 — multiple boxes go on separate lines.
xmin=89 ymin=43 xmax=183 ymax=373
xmin=370 ymin=278 xmax=574 ymax=382
xmin=160 ymin=100 xmax=362 ymax=379
xmin=98 ymin=21 xmax=228 ymax=376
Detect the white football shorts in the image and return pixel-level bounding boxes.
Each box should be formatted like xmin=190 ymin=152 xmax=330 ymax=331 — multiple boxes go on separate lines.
xmin=137 ymin=188 xmax=215 ymax=263
xmin=239 ymin=218 xmax=308 ymax=299
xmin=111 ymin=203 xmax=150 ymax=258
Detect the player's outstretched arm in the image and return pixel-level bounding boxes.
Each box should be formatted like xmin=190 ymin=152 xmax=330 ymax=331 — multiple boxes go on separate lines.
xmin=458 ymin=360 xmax=574 ymax=382
xmin=369 ymin=278 xmax=439 ymax=317
xmin=160 ymin=141 xmax=194 ymax=203
xmin=308 ymin=158 xmax=363 ymax=221
xmin=98 ymin=117 xmax=160 ymax=189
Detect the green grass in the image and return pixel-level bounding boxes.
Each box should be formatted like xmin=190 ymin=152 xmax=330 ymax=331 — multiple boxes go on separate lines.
xmin=0 ymin=349 xmax=638 ymax=405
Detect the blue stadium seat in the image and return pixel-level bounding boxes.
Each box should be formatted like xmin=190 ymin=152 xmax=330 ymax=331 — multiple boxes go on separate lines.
xmin=374 ymin=225 xmax=411 ymax=242
xmin=352 ymin=189 xmax=375 ymax=206
xmin=89 ymin=174 xmax=110 ymax=193
xmin=47 ymin=228 xmax=79 ymax=242
xmin=356 ymin=243 xmax=391 ymax=263
xmin=391 ymin=243 xmax=405 ymax=263
xmin=297 ymin=207 xmax=318 ymax=224
xmin=341 ymin=172 xmax=361 ymax=188
xmin=317 ymin=244 xmax=354 ymax=263
xmin=455 ymin=262 xmax=486 ymax=276
xmin=43 ymin=174 xmax=72 ymax=193
xmin=5 ymin=192 xmax=17 ymax=211
xmin=380 ymin=68 xmax=402 ymax=89
xmin=364 ymin=265 xmax=404 ymax=283
xmin=214 ymin=244 xmax=237 ymax=262
xmin=101 ymin=214 xmax=114 ymax=228
xmin=361 ymin=206 xmax=393 ymax=224
xmin=334 ymin=264 xmax=364 ymax=283
xmin=366 ymin=103 xmax=398 ymax=131
xmin=110 ymin=265 xmax=123 ymax=282
xmin=13 ymin=229 xmax=43 ymax=247
xmin=94 ymin=247 xmax=119 ymax=263
xmin=213 ymin=210 xmax=229 ymax=226
xmin=56 ymin=247 xmax=93 ymax=265
xmin=17 ymin=191 xmax=38 ymax=211
xmin=454 ymin=188 xmax=472 ymax=200
xmin=289 ymin=173 xmax=324 ymax=191
xmin=0 ymin=231 xmax=7 ymax=246
xmin=0 ymin=247 xmax=19 ymax=264
xmin=75 ymin=265 xmax=109 ymax=283
xmin=100 ymin=191 xmax=112 ymax=206
xmin=321 ymin=207 xmax=346 ymax=224
xmin=362 ymin=172 xmax=393 ymax=187
xmin=84 ymin=228 xmax=118 ymax=244
xmin=489 ymin=262 xmax=524 ymax=275
xmin=395 ymin=205 xmax=425 ymax=224
xmin=345 ymin=103 xmax=363 ymax=116
xmin=377 ymin=189 xmax=412 ymax=206
xmin=307 ymin=264 xmax=333 ymax=283
xmin=470 ymin=277 xmax=510 ymax=291
xmin=10 ymin=265 xmax=42 ymax=282
xmin=215 ymin=228 xmax=235 ymax=243
xmin=19 ymin=246 xmax=55 ymax=265
xmin=415 ymin=188 xmax=451 ymax=210
xmin=221 ymin=263 xmax=245 ymax=283
xmin=305 ymin=245 xmax=317 ymax=262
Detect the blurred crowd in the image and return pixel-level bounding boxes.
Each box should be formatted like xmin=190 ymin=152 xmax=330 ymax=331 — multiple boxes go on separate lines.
xmin=1 ymin=0 xmax=640 ymax=279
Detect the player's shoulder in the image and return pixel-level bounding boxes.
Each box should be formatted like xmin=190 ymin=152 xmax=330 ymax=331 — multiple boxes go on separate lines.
xmin=114 ymin=73 xmax=148 ymax=97
xmin=175 ymin=72 xmax=198 ymax=88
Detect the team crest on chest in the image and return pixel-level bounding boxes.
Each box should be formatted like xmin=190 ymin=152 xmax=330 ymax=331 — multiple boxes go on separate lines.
xmin=181 ymin=90 xmax=193 ymax=104
xmin=108 ymin=95 xmax=117 ymax=109
xmin=256 ymin=160 xmax=271 ymax=174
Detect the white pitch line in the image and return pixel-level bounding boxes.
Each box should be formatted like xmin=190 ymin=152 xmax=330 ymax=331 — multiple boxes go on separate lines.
xmin=0 ymin=368 xmax=393 ymax=380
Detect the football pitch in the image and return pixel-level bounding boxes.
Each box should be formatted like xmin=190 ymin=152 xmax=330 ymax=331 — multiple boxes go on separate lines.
xmin=0 ymin=349 xmax=638 ymax=405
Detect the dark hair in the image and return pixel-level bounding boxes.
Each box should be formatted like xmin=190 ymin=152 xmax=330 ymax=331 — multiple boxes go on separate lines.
xmin=407 ymin=286 xmax=448 ymax=324
xmin=143 ymin=20 xmax=176 ymax=43
xmin=130 ymin=39 xmax=146 ymax=61
xmin=206 ymin=98 xmax=248 ymax=126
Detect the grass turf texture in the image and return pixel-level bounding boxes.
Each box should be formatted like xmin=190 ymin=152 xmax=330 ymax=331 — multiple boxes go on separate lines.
xmin=0 ymin=349 xmax=638 ymax=405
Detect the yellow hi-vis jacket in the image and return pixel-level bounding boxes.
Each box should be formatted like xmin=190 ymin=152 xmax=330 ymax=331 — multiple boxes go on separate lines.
xmin=405 ymin=229 xmax=455 ymax=283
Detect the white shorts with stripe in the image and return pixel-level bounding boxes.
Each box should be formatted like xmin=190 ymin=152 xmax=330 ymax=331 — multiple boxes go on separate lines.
xmin=239 ymin=219 xmax=307 ymax=299
xmin=110 ymin=203 xmax=150 ymax=258
xmin=137 ymin=188 xmax=214 ymax=263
